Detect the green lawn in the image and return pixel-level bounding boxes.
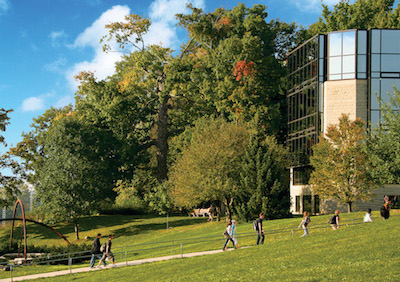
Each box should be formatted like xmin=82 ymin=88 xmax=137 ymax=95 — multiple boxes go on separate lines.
xmin=1 ymin=211 xmax=399 ymax=280
xmin=34 ymin=211 xmax=400 ymax=281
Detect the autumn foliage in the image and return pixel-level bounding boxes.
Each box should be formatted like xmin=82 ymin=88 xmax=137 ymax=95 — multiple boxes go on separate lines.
xmin=233 ymin=60 xmax=255 ymax=81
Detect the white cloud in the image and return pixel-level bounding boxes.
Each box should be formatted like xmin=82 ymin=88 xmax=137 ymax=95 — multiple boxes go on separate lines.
xmin=292 ymin=0 xmax=342 ymax=13
xmin=22 ymin=97 xmax=45 ymax=112
xmin=44 ymin=57 xmax=67 ymax=73
xmin=49 ymin=30 xmax=67 ymax=47
xmin=0 ymin=0 xmax=9 ymax=15
xmin=54 ymin=95 xmax=75 ymax=108
xmin=146 ymin=0 xmax=205 ymax=48
xmin=66 ymin=5 xmax=130 ymax=90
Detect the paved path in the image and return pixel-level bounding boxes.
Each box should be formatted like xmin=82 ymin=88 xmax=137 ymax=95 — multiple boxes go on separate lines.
xmin=0 ymin=248 xmax=235 ymax=282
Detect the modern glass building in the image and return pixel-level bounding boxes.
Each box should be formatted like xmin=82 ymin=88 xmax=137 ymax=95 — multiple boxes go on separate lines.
xmin=287 ymin=29 xmax=400 ymax=214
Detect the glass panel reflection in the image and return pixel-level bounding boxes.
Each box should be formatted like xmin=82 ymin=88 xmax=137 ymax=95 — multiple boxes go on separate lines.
xmin=343 ymin=55 xmax=355 ymax=73
xmin=329 ymin=56 xmax=341 ymax=74
xmin=380 ymin=78 xmax=400 ymax=104
xmin=381 ymin=54 xmax=400 ymax=72
xmin=357 ymin=30 xmax=367 ymax=54
xmin=342 ymin=31 xmax=355 ymax=55
xmin=370 ymin=110 xmax=380 ymax=125
xmin=371 ymin=54 xmax=381 ymax=72
xmin=329 ymin=74 xmax=341 ymax=80
xmin=329 ymin=33 xmax=342 ymax=56
xmin=342 ymin=73 xmax=355 ymax=79
xmin=357 ymin=55 xmax=367 ymax=73
xmin=371 ymin=30 xmax=381 ymax=53
xmin=381 ymin=30 xmax=400 ymax=54
xmin=370 ymin=79 xmax=380 ymax=110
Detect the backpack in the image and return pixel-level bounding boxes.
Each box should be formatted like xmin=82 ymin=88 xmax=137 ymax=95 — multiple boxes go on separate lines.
xmin=253 ymin=220 xmax=258 ymax=231
xmin=100 ymin=243 xmax=106 ymax=253
xmin=329 ymin=215 xmax=336 ymax=224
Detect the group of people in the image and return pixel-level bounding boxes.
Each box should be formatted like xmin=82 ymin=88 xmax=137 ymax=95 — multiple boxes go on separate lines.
xmin=90 ymin=234 xmax=115 ymax=268
xmin=223 ymin=202 xmax=394 ymax=250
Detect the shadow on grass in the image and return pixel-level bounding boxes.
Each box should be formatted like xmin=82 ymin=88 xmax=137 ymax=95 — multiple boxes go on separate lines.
xmin=112 ymin=217 xmax=208 ymax=238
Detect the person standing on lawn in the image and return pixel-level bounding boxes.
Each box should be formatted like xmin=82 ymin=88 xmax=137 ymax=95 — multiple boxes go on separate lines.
xmin=330 ymin=210 xmax=340 ymax=230
xmin=231 ymin=220 xmax=239 ymax=248
xmin=90 ymin=233 xmax=105 ymax=268
xmin=256 ymin=213 xmax=265 ymax=245
xmin=97 ymin=234 xmax=115 ymax=268
xmin=298 ymin=211 xmax=311 ymax=237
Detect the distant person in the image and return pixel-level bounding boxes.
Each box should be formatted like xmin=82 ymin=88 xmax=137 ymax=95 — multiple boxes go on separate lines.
xmin=97 ymin=234 xmax=115 ymax=268
xmin=231 ymin=220 xmax=239 ymax=248
xmin=298 ymin=211 xmax=311 ymax=237
xmin=380 ymin=201 xmax=391 ymax=220
xmin=255 ymin=213 xmax=265 ymax=245
xmin=363 ymin=208 xmax=373 ymax=223
xmin=208 ymin=206 xmax=214 ymax=222
xmin=329 ymin=210 xmax=340 ymax=230
xmin=90 ymin=233 xmax=105 ymax=268
xmin=384 ymin=195 xmax=389 ymax=204
xmin=222 ymin=220 xmax=236 ymax=251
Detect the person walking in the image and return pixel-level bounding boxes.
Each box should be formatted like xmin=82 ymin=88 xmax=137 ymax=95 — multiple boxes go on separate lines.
xmin=363 ymin=208 xmax=373 ymax=223
xmin=97 ymin=235 xmax=115 ymax=268
xmin=222 ymin=220 xmax=236 ymax=251
xmin=380 ymin=201 xmax=391 ymax=219
xmin=298 ymin=211 xmax=311 ymax=237
xmin=231 ymin=220 xmax=239 ymax=248
xmin=90 ymin=233 xmax=105 ymax=268
xmin=256 ymin=213 xmax=265 ymax=245
xmin=330 ymin=210 xmax=340 ymax=230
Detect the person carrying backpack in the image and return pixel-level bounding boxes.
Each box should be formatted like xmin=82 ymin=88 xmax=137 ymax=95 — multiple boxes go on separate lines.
xmin=380 ymin=201 xmax=391 ymax=219
xmin=222 ymin=220 xmax=236 ymax=251
xmin=329 ymin=210 xmax=340 ymax=230
xmin=90 ymin=233 xmax=106 ymax=268
xmin=298 ymin=211 xmax=311 ymax=237
xmin=255 ymin=213 xmax=265 ymax=245
xmin=97 ymin=234 xmax=115 ymax=268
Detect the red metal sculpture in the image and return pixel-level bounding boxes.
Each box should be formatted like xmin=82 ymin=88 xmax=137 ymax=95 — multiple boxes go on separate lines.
xmin=8 ymin=199 xmax=71 ymax=262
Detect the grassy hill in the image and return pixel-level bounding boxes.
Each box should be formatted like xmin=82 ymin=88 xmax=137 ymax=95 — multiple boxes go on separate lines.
xmin=1 ymin=210 xmax=399 ymax=280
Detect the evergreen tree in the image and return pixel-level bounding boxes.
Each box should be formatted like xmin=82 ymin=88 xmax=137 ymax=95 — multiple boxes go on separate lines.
xmin=236 ymin=135 xmax=290 ymax=221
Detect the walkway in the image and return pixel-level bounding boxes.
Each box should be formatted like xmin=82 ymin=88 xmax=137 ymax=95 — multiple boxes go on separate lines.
xmin=0 ymin=248 xmax=235 ymax=282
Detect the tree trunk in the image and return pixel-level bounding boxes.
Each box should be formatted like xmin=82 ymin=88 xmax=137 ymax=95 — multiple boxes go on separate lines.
xmin=216 ymin=205 xmax=221 ymax=222
xmin=156 ymin=76 xmax=169 ymax=183
xmin=347 ymin=202 xmax=352 ymax=213
xmin=224 ymin=197 xmax=233 ymax=221
xmin=74 ymin=223 xmax=79 ymax=240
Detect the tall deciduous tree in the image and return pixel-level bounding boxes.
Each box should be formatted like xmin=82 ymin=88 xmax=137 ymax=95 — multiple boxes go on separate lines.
xmin=310 ymin=114 xmax=376 ymax=212
xmin=236 ymin=135 xmax=290 ymax=221
xmin=169 ymin=117 xmax=249 ymax=220
xmin=367 ymin=88 xmax=400 ymax=185
xmin=35 ymin=114 xmax=120 ymax=239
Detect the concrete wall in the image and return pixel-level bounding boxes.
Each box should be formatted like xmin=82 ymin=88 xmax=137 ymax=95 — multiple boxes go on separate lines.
xmin=323 ymin=79 xmax=368 ymax=134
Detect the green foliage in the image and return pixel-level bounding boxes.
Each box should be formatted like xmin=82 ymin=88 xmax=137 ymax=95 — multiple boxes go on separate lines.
xmin=309 ymin=0 xmax=400 ymax=35
xmin=35 ymin=114 xmax=120 ymax=224
xmin=169 ymin=117 xmax=249 ymax=218
xmin=310 ymin=114 xmax=376 ymax=212
xmin=367 ymin=88 xmax=400 ymax=184
xmin=236 ymin=135 xmax=290 ymax=221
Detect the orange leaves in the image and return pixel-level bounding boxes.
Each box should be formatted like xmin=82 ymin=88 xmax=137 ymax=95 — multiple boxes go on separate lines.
xmin=215 ymin=17 xmax=232 ymax=31
xmin=233 ymin=60 xmax=255 ymax=81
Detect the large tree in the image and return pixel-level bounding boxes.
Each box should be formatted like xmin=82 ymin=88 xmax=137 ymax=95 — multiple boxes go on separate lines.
xmin=236 ymin=135 xmax=290 ymax=221
xmin=169 ymin=117 xmax=249 ymax=219
xmin=35 ymin=114 xmax=120 ymax=239
xmin=367 ymin=88 xmax=400 ymax=185
xmin=310 ymin=114 xmax=376 ymax=212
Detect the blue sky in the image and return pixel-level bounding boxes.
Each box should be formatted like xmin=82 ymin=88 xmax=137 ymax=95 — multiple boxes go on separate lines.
xmin=0 ymin=0 xmax=341 ymax=174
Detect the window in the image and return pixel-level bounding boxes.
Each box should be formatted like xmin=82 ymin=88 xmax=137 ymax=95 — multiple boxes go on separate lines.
xmin=303 ymin=195 xmax=312 ymax=213
xmin=295 ymin=196 xmax=300 ymax=213
xmin=327 ymin=31 xmax=356 ymax=80
xmin=314 ymin=195 xmax=320 ymax=214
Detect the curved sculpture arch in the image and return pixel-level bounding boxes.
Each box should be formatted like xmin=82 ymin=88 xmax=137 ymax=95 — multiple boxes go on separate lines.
xmin=7 ymin=199 xmax=71 ymax=261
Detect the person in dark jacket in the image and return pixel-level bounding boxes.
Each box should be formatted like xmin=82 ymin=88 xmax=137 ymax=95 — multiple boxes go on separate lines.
xmin=97 ymin=234 xmax=115 ymax=268
xmin=90 ymin=233 xmax=105 ymax=268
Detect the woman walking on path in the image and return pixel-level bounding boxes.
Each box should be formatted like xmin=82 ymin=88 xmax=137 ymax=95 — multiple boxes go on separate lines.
xmin=97 ymin=234 xmax=115 ymax=268
xmin=222 ymin=220 xmax=236 ymax=251
xmin=231 ymin=220 xmax=239 ymax=248
xmin=298 ymin=211 xmax=311 ymax=237
xmin=330 ymin=210 xmax=340 ymax=230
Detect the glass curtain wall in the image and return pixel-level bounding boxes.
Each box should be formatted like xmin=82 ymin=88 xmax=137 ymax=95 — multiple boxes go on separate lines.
xmin=287 ymin=35 xmax=320 ymax=168
xmin=370 ymin=29 xmax=400 ymax=124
